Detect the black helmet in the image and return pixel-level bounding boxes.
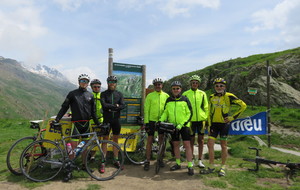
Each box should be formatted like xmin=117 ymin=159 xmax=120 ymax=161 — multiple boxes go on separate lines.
xmin=171 ymin=81 xmax=182 ymax=87
xmin=213 ymin=78 xmax=226 ymax=85
xmin=90 ymin=79 xmax=101 ymax=86
xmin=107 ymin=75 xmax=117 ymax=82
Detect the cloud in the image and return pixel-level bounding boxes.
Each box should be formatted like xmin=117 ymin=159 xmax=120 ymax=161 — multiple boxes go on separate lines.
xmin=0 ymin=1 xmax=47 ymax=64
xmin=116 ymin=0 xmax=220 ymax=17
xmin=51 ymin=0 xmax=97 ymax=11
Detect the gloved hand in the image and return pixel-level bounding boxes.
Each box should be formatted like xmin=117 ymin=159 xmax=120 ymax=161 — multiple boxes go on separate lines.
xmin=145 ymin=123 xmax=150 ymax=132
xmin=155 ymin=121 xmax=161 ymax=127
xmin=51 ymin=119 xmax=58 ymax=125
xmin=224 ymin=116 xmax=234 ymax=123
xmin=176 ymin=124 xmax=183 ymax=130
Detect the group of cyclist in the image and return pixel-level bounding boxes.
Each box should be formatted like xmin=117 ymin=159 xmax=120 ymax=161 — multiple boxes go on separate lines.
xmin=144 ymin=75 xmax=246 ymax=176
xmin=52 ymin=73 xmax=246 ymax=177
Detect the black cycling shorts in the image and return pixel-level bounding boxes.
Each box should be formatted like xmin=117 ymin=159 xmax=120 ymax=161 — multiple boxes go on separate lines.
xmin=190 ymin=121 xmax=204 ymax=136
xmin=146 ymin=121 xmax=164 ymax=136
xmin=71 ymin=121 xmax=90 ymax=140
xmin=103 ymin=119 xmax=121 ymax=136
xmin=209 ymin=122 xmax=229 ymax=140
xmin=171 ymin=127 xmax=191 ymax=141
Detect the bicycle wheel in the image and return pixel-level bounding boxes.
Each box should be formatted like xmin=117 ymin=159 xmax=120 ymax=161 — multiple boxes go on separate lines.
xmin=7 ymin=136 xmax=36 ymax=175
xmin=155 ymin=137 xmax=166 ymax=174
xmin=20 ymin=139 xmax=64 ymax=182
xmin=85 ymin=140 xmax=124 ymax=181
xmin=124 ymin=132 xmax=147 ymax=165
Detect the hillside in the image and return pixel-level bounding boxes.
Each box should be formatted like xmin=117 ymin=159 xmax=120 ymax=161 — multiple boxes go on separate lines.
xmin=0 ymin=57 xmax=76 ymax=119
xmin=162 ymin=47 xmax=300 ymax=108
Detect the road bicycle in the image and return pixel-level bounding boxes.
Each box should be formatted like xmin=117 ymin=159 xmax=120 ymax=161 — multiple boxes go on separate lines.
xmin=243 ymin=147 xmax=300 ymax=180
xmin=155 ymin=122 xmax=175 ymax=174
xmin=123 ymin=126 xmax=159 ymax=165
xmin=6 ymin=120 xmax=45 ymax=175
xmin=19 ymin=123 xmax=124 ymax=182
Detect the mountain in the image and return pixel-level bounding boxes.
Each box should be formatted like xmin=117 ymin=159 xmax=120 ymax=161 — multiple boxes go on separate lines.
xmin=0 ymin=56 xmax=76 ymax=119
xmin=162 ymin=47 xmax=300 ymax=108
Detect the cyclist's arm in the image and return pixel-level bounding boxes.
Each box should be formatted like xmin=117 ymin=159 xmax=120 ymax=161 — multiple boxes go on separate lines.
xmin=227 ymin=94 xmax=247 ymax=121
xmin=55 ymin=95 xmax=71 ymax=121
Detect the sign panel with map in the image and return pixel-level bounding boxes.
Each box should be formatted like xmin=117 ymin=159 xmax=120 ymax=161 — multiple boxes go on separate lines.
xmin=112 ymin=62 xmax=143 ymax=125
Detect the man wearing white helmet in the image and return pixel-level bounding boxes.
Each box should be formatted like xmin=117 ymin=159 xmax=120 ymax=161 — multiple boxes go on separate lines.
xmin=143 ymin=77 xmax=169 ymax=171
xmin=53 ymin=74 xmax=100 ymax=172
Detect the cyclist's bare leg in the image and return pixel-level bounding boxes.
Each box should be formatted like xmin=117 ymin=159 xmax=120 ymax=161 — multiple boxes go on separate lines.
xmin=220 ymin=140 xmax=227 ymax=165
xmin=207 ymin=138 xmax=215 ymax=165
xmin=173 ymin=141 xmax=181 ymax=159
xmin=183 ymin=140 xmax=193 ymax=162
xmin=190 ymin=136 xmax=195 ymax=158
xmin=198 ymin=134 xmax=204 ymax=160
xmin=158 ymin=134 xmax=164 ymax=144
xmin=102 ymin=135 xmax=109 ymax=158
xmin=70 ymin=141 xmax=78 ymax=159
xmin=112 ymin=135 xmax=119 ymax=158
xmin=146 ymin=136 xmax=154 ymax=161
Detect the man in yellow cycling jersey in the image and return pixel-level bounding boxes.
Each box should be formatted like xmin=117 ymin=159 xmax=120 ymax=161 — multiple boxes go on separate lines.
xmin=205 ymin=78 xmax=246 ymax=176
xmin=143 ymin=78 xmax=169 ymax=171
xmin=159 ymin=81 xmax=194 ymax=176
xmin=182 ymin=75 xmax=208 ymax=168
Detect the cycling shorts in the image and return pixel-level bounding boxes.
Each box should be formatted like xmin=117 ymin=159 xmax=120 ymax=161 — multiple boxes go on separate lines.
xmin=146 ymin=121 xmax=164 ymax=136
xmin=103 ymin=119 xmax=121 ymax=136
xmin=190 ymin=121 xmax=204 ymax=136
xmin=171 ymin=127 xmax=191 ymax=141
xmin=208 ymin=122 xmax=229 ymax=140
xmin=71 ymin=121 xmax=90 ymax=140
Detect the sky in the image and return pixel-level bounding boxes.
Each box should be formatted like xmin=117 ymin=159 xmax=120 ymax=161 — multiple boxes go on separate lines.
xmin=1 ymin=0 xmax=300 ymax=88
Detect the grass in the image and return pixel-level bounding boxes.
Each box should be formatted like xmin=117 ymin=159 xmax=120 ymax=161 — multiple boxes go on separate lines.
xmin=0 ymin=118 xmax=299 ymax=189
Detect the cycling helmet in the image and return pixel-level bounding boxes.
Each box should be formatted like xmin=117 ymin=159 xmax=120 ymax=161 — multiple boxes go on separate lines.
xmin=213 ymin=78 xmax=226 ymax=85
xmin=90 ymin=79 xmax=101 ymax=86
xmin=171 ymin=81 xmax=182 ymax=87
xmin=78 ymin=74 xmax=90 ymax=82
xmin=152 ymin=77 xmax=163 ymax=84
xmin=189 ymin=75 xmax=201 ymax=82
xmin=107 ymin=75 xmax=117 ymax=82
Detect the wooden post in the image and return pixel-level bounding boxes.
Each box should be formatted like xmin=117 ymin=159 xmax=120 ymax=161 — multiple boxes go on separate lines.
xmin=141 ymin=65 xmax=146 ymax=117
xmin=267 ymin=60 xmax=271 ymax=148
xmin=108 ymin=48 xmax=113 ymax=76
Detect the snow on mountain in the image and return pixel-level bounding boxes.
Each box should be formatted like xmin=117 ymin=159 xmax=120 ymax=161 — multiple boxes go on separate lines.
xmin=22 ymin=63 xmax=68 ymax=82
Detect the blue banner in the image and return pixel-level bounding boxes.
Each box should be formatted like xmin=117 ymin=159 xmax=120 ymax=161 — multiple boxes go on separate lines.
xmin=229 ymin=112 xmax=267 ymax=135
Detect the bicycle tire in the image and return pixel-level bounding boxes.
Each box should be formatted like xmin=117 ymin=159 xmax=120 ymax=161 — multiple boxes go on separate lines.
xmin=20 ymin=139 xmax=64 ymax=182
xmin=85 ymin=140 xmax=124 ymax=181
xmin=155 ymin=137 xmax=166 ymax=174
xmin=243 ymin=158 xmax=256 ymax=163
xmin=124 ymin=132 xmax=147 ymax=165
xmin=6 ymin=136 xmax=36 ymax=175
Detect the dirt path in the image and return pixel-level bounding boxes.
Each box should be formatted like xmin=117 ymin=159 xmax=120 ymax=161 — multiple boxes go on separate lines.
xmin=1 ymin=162 xmax=219 ymax=190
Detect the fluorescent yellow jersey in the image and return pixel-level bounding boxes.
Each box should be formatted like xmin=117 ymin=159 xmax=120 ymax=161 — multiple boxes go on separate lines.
xmin=144 ymin=91 xmax=169 ymax=123
xmin=182 ymin=89 xmax=209 ymax=122
xmin=209 ymin=92 xmax=246 ymax=125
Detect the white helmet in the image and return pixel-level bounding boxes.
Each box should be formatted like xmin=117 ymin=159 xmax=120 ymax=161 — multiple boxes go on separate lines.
xmin=152 ymin=77 xmax=163 ymax=84
xmin=78 ymin=74 xmax=90 ymax=82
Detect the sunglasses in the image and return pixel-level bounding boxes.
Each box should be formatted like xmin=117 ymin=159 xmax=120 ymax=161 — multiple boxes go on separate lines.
xmin=215 ymin=84 xmax=225 ymax=88
xmin=92 ymin=86 xmax=101 ymax=88
xmin=191 ymin=81 xmax=199 ymax=85
xmin=79 ymin=79 xmax=89 ymax=83
xmin=172 ymin=87 xmax=180 ymax=90
xmin=154 ymin=83 xmax=162 ymax=86
xmin=108 ymin=81 xmax=116 ymax=84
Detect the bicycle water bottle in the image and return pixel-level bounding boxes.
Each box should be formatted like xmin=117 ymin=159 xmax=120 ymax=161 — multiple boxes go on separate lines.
xmin=66 ymin=143 xmax=73 ymax=156
xmin=74 ymin=141 xmax=85 ymax=156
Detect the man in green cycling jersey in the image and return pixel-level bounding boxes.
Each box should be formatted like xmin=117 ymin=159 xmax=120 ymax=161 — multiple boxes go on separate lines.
xmin=182 ymin=75 xmax=209 ymax=168
xmin=205 ymin=78 xmax=246 ymax=176
xmin=159 ymin=81 xmax=194 ymax=176
xmin=143 ymin=78 xmax=169 ymax=171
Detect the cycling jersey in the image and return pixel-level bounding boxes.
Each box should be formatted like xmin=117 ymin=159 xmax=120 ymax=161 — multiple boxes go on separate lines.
xmin=144 ymin=91 xmax=169 ymax=124
xmin=208 ymin=92 xmax=247 ymax=125
xmin=55 ymin=87 xmax=99 ymax=125
xmin=100 ymin=89 xmax=125 ymax=122
xmin=182 ymin=89 xmax=209 ymax=122
xmin=90 ymin=91 xmax=103 ymax=124
xmin=159 ymin=95 xmax=192 ymax=127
